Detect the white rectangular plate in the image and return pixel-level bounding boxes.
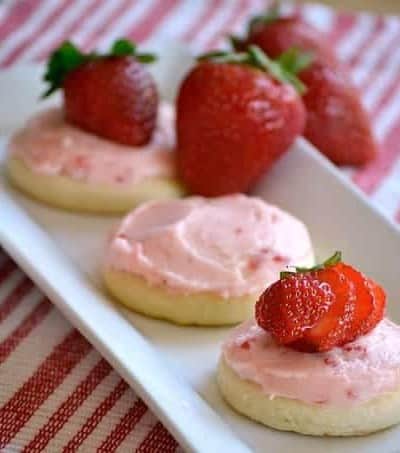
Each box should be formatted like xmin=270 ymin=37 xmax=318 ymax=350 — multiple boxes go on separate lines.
xmin=1 ymin=44 xmax=400 ymax=453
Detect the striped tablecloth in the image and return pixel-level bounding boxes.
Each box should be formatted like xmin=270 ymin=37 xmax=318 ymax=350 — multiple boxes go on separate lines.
xmin=0 ymin=1 xmax=400 ymax=451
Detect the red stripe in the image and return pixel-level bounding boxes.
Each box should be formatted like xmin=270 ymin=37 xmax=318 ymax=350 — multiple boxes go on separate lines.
xmin=0 ymin=0 xmax=37 ymax=41
xmin=181 ymin=0 xmax=222 ymax=42
xmin=127 ymin=0 xmax=181 ymax=43
xmin=2 ymin=0 xmax=71 ymax=67
xmin=354 ymin=115 xmax=400 ymax=194
xmin=328 ymin=14 xmax=357 ymax=45
xmin=35 ymin=0 xmax=101 ymax=62
xmin=136 ymin=421 xmax=178 ymax=453
xmin=97 ymin=399 xmax=148 ymax=452
xmin=62 ymin=379 xmax=128 ymax=452
xmin=0 ymin=297 xmax=52 ymax=365
xmin=24 ymin=358 xmax=112 ymax=452
xmin=203 ymin=0 xmax=251 ymax=50
xmin=0 ymin=259 xmax=16 ymax=288
xmin=0 ymin=277 xmax=34 ymax=324
xmin=82 ymin=0 xmax=137 ymax=50
xmin=0 ymin=329 xmax=91 ymax=448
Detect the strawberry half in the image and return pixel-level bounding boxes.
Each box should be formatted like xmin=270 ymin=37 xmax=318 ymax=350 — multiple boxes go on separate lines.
xmin=43 ymin=39 xmax=158 ymax=147
xmin=256 ymin=252 xmax=386 ymax=352
xmin=177 ymin=46 xmax=306 ymax=196
xmin=231 ymin=7 xmax=378 ymax=166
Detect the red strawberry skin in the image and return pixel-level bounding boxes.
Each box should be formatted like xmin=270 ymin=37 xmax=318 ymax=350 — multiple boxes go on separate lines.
xmin=242 ymin=17 xmax=377 ymax=166
xmin=64 ymin=57 xmax=158 ymax=146
xmin=301 ymin=63 xmax=377 ymax=165
xmin=176 ymin=62 xmax=306 ymax=196
xmin=245 ymin=17 xmax=338 ymax=68
xmin=256 ymin=261 xmax=386 ymax=352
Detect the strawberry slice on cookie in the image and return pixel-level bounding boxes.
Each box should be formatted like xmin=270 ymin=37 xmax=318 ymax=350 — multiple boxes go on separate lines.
xmin=256 ymin=251 xmax=386 ymax=352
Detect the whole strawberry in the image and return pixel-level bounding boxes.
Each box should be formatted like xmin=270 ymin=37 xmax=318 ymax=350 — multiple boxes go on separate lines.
xmin=43 ymin=39 xmax=158 ymax=147
xmin=256 ymin=252 xmax=386 ymax=352
xmin=232 ymin=8 xmax=378 ymax=166
xmin=177 ymin=46 xmax=306 ymax=196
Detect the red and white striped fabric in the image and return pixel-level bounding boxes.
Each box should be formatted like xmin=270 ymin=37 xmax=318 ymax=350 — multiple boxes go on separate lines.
xmin=0 ymin=0 xmax=399 ymax=451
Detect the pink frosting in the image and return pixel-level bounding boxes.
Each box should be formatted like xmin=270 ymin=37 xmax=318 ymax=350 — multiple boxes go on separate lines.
xmin=104 ymin=194 xmax=313 ymax=297
xmin=223 ymin=318 xmax=400 ymax=406
xmin=8 ymin=103 xmax=176 ymax=186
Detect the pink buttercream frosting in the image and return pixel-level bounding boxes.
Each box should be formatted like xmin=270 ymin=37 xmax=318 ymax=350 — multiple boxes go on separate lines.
xmin=223 ymin=318 xmax=400 ymax=406
xmin=8 ymin=102 xmax=176 ymax=186
xmin=104 ymin=194 xmax=313 ymax=297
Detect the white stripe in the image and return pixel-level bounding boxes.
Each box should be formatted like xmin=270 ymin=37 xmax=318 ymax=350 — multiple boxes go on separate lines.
xmin=374 ymin=87 xmax=400 ymax=140
xmin=144 ymin=0 xmax=208 ymax=45
xmin=0 ymin=0 xmax=61 ymax=62
xmin=0 ymin=0 xmax=14 ymax=24
xmin=191 ymin=0 xmax=237 ymax=51
xmin=96 ymin=0 xmax=157 ymax=51
xmin=113 ymin=406 xmax=156 ymax=451
xmin=0 ymin=288 xmax=42 ymax=342
xmin=54 ymin=369 xmax=121 ymax=450
xmin=362 ymin=45 xmax=400 ymax=111
xmin=17 ymin=0 xmax=94 ymax=62
xmin=72 ymin=0 xmax=127 ymax=47
xmin=0 ymin=270 xmax=25 ymax=305
xmin=0 ymin=308 xmax=70 ymax=401
xmin=10 ymin=349 xmax=101 ymax=451
xmin=371 ymin=156 xmax=400 ymax=219
xmin=301 ymin=4 xmax=335 ymax=32
xmin=79 ymin=384 xmax=138 ymax=451
xmin=336 ymin=14 xmax=376 ymax=62
xmin=351 ymin=18 xmax=399 ymax=87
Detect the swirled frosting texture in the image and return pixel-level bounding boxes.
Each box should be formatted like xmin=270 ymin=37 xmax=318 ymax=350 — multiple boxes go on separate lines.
xmin=223 ymin=318 xmax=400 ymax=406
xmin=104 ymin=194 xmax=313 ymax=297
xmin=8 ymin=102 xmax=176 ymax=186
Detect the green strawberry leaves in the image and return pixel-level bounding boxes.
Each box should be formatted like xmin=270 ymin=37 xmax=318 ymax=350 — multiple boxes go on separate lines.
xmin=198 ymin=45 xmax=311 ymax=94
xmin=280 ymin=251 xmax=342 ymax=279
xmin=42 ymin=38 xmax=157 ymax=98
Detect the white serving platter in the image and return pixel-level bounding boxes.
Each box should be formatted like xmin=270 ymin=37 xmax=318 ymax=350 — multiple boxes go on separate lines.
xmin=1 ymin=43 xmax=400 ymax=453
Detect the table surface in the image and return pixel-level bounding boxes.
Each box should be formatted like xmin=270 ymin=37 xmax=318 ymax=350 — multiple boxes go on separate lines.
xmin=0 ymin=1 xmax=400 ymax=452
xmin=302 ymin=0 xmax=400 ymax=14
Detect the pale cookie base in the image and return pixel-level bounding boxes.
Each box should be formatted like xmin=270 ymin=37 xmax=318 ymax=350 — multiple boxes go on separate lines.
xmin=103 ymin=253 xmax=315 ymax=326
xmin=103 ymin=254 xmax=315 ymax=326
xmin=217 ymin=356 xmax=400 ymax=436
xmin=103 ymin=269 xmax=258 ymax=326
xmin=7 ymin=156 xmax=185 ymax=214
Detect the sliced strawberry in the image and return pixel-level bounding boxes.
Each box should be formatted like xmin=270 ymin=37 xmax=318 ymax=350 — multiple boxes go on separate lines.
xmin=256 ymin=252 xmax=386 ymax=353
xmin=361 ymin=279 xmax=386 ymax=333
xmin=256 ymin=273 xmax=334 ymax=345
xmin=292 ymin=267 xmax=356 ymax=352
xmin=339 ymin=264 xmax=374 ymax=343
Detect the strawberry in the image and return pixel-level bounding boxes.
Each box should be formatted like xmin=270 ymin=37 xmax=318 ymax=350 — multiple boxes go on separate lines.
xmin=176 ymin=46 xmax=306 ymax=196
xmin=256 ymin=252 xmax=386 ymax=352
xmin=43 ymin=39 xmax=158 ymax=147
xmin=232 ymin=7 xmax=378 ymax=166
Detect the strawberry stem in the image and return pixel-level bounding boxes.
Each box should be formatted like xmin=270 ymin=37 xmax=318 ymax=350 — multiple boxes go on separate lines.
xmin=280 ymin=251 xmax=342 ymax=279
xmin=42 ymin=39 xmax=157 ymax=98
xmin=198 ymin=45 xmax=308 ymax=94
